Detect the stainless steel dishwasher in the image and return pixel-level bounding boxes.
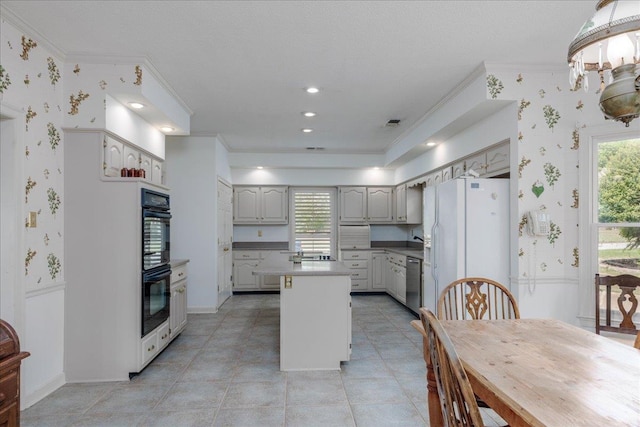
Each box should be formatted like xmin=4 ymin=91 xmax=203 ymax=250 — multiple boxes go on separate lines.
xmin=406 ymin=256 xmax=422 ymax=315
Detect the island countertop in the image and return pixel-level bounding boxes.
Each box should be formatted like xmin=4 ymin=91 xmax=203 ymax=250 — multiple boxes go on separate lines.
xmin=253 ymin=260 xmax=352 ymax=276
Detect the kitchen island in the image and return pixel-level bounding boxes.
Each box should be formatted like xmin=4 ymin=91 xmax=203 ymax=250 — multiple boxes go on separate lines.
xmin=253 ymin=259 xmax=352 ymax=371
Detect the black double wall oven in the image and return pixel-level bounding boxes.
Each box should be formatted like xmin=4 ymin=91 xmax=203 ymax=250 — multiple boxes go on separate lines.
xmin=141 ymin=189 xmax=171 ymax=338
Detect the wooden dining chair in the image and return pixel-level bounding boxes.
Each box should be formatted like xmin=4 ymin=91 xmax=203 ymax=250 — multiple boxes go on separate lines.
xmin=634 ymin=331 xmax=640 ymax=350
xmin=437 ymin=277 xmax=518 ymax=413
xmin=595 ymin=274 xmax=640 ymax=335
xmin=437 ymin=277 xmax=520 ymax=321
xmin=416 ymin=308 xmax=485 ymax=427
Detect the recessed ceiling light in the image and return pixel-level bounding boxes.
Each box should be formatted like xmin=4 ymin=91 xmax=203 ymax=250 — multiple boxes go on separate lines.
xmin=426 ymin=142 xmax=437 ymax=147
xmin=302 ymin=112 xmax=317 ymax=117
xmin=160 ymin=126 xmax=175 ymax=132
xmin=305 ymin=87 xmax=319 ymax=94
xmin=129 ymin=102 xmax=145 ymax=109
xmin=257 ymin=166 xmax=264 ymax=170
xmin=302 ymin=128 xmax=313 ymax=133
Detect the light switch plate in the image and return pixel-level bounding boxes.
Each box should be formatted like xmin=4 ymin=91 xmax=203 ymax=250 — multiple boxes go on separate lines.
xmin=27 ymin=211 xmax=37 ymax=228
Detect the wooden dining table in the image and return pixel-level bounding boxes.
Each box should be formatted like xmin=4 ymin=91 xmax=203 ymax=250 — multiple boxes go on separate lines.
xmin=425 ymin=318 xmax=640 ymax=427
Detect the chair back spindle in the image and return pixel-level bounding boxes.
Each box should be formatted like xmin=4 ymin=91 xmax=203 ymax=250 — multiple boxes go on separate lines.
xmin=438 ymin=277 xmax=519 ymax=321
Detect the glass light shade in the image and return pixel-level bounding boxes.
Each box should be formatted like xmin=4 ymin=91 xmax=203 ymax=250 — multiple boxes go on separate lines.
xmin=606 ymin=33 xmax=636 ymax=68
xmin=568 ymin=0 xmax=640 ymax=70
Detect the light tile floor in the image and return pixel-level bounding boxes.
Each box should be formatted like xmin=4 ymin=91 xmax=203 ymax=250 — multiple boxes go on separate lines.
xmin=21 ymin=294 xmax=506 ymax=426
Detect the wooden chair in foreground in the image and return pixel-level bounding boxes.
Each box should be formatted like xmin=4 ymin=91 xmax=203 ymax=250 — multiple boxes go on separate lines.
xmin=437 ymin=277 xmax=520 ymax=321
xmin=411 ymin=308 xmax=484 ymax=427
xmin=595 ymin=274 xmax=640 ymax=335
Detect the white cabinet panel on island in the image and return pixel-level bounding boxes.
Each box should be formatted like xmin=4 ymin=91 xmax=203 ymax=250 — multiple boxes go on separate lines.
xmin=252 ymin=259 xmax=352 ymax=371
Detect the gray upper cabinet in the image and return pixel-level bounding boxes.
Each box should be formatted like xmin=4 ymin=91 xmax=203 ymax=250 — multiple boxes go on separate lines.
xmin=396 ymin=184 xmax=422 ymax=224
xmin=233 ymin=186 xmax=288 ymax=224
xmin=339 ymin=186 xmax=394 ymax=224
xmin=366 ymin=187 xmax=393 ymax=223
xmin=339 ymin=187 xmax=368 ymax=223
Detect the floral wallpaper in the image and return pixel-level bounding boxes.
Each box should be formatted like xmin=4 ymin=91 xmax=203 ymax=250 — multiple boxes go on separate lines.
xmin=1 ymin=18 xmax=65 ymax=288
xmin=485 ymin=68 xmax=603 ymax=280
xmin=2 ymin=17 xmax=148 ymax=289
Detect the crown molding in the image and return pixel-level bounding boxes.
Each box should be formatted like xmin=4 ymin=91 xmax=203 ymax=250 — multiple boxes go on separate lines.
xmin=484 ymin=61 xmax=569 ymax=74
xmin=0 ymin=5 xmax=66 ymax=59
xmin=387 ymin=62 xmax=488 ymax=150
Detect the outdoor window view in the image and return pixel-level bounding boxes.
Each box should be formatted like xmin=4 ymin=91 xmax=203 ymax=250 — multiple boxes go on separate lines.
xmin=597 ymin=138 xmax=640 ymax=278
xmin=596 ymin=137 xmax=640 ymax=331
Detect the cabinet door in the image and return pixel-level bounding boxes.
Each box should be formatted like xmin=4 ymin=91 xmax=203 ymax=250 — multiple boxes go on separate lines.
xmin=261 ymin=187 xmax=288 ymax=223
xmin=405 ymin=185 xmax=423 ymax=224
xmin=395 ymin=185 xmax=407 ymax=222
xmin=174 ymin=282 xmax=187 ymax=333
xmin=485 ymin=143 xmax=510 ymax=176
xmin=103 ymin=136 xmax=124 ymax=177
xmin=452 ymin=160 xmax=465 ymax=178
xmin=233 ymin=259 xmax=259 ymax=290
xmin=386 ymin=256 xmax=396 ymax=296
xmin=465 ymin=152 xmax=487 ymax=176
xmin=424 ymin=170 xmax=442 ymax=188
xmin=441 ymin=166 xmax=453 ymax=183
xmin=140 ymin=154 xmax=152 ymax=181
xmin=233 ymin=187 xmax=260 ymax=223
xmin=123 ymin=146 xmax=139 ymax=170
xmin=367 ymin=187 xmax=393 ymax=223
xmin=371 ymin=253 xmax=386 ymax=290
xmin=151 ymin=159 xmax=163 ymax=185
xmin=340 ymin=187 xmax=367 ymax=223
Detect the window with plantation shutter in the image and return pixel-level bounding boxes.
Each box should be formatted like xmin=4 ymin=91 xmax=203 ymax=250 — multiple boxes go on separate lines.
xmin=291 ymin=188 xmax=336 ymax=256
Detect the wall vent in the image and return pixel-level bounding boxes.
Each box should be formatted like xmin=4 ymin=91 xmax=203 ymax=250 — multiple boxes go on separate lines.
xmin=385 ymin=119 xmax=401 ymax=127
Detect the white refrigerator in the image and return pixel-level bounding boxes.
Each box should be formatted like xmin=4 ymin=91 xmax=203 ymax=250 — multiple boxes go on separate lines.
xmin=423 ymin=178 xmax=510 ymax=312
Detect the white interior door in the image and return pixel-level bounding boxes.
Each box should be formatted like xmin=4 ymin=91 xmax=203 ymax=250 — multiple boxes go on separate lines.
xmin=217 ymin=178 xmax=233 ymax=306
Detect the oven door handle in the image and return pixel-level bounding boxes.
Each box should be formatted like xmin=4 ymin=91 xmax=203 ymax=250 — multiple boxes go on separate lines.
xmin=144 ymin=267 xmax=171 ymax=281
xmin=143 ymin=210 xmax=172 ymax=219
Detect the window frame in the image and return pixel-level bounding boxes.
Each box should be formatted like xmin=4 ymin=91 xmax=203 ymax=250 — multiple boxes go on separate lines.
xmin=578 ymin=123 xmax=640 ymax=326
xmin=288 ymin=187 xmax=338 ymax=258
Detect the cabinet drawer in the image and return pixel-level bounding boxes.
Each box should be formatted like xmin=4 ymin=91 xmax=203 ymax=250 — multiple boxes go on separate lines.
xmin=349 ymin=270 xmax=368 ymax=280
xmin=141 ymin=332 xmax=158 ymax=366
xmin=0 ymin=368 xmax=18 ymax=407
xmin=351 ymin=279 xmax=369 ymax=290
xmin=344 ymin=260 xmax=368 ymax=270
xmin=233 ymin=251 xmax=260 ymax=260
xmin=342 ymin=251 xmax=369 ymax=260
xmin=171 ymin=264 xmax=187 ymax=283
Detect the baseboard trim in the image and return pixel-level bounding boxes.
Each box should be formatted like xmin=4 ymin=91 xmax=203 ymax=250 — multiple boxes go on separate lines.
xmin=187 ymin=306 xmax=218 ymax=314
xmin=22 ymin=372 xmax=66 ymax=409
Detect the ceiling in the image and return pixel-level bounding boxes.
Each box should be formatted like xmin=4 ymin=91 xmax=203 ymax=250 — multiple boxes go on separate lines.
xmin=2 ymin=1 xmax=595 ymax=160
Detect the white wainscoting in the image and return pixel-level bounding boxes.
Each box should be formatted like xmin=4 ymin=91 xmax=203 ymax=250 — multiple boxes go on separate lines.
xmin=22 ymin=284 xmax=66 ymax=409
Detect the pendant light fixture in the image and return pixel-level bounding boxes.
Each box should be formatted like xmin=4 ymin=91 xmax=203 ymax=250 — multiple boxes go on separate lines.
xmin=567 ymin=0 xmax=640 ymax=126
